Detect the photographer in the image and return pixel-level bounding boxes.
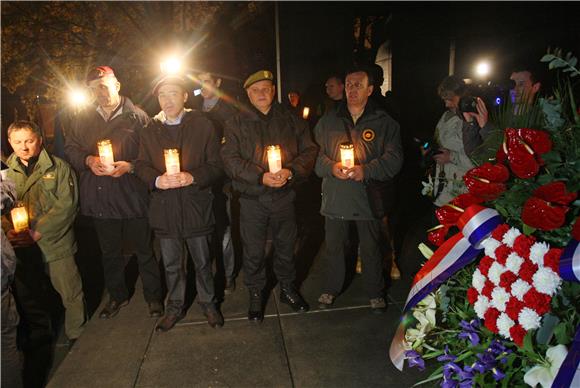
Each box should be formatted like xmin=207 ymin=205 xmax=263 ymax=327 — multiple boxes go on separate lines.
xmin=425 ymin=75 xmax=479 ymax=206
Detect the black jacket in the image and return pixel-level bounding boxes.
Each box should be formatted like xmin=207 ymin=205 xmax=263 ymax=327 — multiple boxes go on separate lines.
xmin=221 ymin=103 xmax=318 ymax=200
xmin=65 ymin=97 xmax=150 ymax=219
xmin=135 ymin=110 xmax=223 ymax=238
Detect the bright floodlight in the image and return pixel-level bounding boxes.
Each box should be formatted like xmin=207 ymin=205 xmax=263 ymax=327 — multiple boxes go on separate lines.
xmin=69 ymin=88 xmax=88 ymax=107
xmin=160 ymin=57 xmax=182 ymax=75
xmin=475 ymin=61 xmax=491 ymax=77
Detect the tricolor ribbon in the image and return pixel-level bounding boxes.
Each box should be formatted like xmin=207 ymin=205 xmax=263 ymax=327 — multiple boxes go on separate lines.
xmin=389 ymin=205 xmax=501 ymax=371
xmin=551 ymin=239 xmax=580 ymax=387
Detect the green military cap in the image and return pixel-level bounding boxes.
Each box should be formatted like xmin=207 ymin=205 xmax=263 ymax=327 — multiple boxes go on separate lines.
xmin=243 ymin=70 xmax=274 ymax=89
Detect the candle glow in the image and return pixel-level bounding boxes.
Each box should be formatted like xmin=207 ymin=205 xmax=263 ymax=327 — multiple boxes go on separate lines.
xmin=97 ymin=139 xmax=115 ymax=172
xmin=266 ymin=145 xmax=282 ymax=174
xmin=164 ymin=149 xmax=180 ymax=175
xmin=340 ymin=142 xmax=355 ymax=169
xmin=302 ymin=107 xmax=310 ymax=119
xmin=11 ymin=204 xmax=29 ymax=233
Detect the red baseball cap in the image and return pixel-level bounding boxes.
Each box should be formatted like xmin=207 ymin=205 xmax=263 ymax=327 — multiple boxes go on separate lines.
xmin=86 ymin=66 xmax=116 ymax=84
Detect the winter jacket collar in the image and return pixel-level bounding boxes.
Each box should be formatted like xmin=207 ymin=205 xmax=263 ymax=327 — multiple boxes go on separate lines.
xmin=7 ymin=148 xmax=55 ymax=195
xmin=336 ymin=98 xmax=385 ymax=125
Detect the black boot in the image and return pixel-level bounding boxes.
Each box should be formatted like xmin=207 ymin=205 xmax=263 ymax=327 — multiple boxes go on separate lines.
xmin=248 ymin=289 xmax=263 ymax=323
xmin=280 ymin=285 xmax=309 ymax=313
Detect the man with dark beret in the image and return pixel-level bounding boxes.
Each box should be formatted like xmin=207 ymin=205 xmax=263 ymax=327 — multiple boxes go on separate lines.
xmin=221 ymin=70 xmax=318 ymax=323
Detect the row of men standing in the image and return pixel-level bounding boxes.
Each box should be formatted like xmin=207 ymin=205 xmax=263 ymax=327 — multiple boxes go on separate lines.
xmin=4 ymin=63 xmax=403 ymax=354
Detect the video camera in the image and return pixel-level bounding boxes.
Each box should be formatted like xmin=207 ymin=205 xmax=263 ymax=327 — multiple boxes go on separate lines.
xmin=414 ymin=138 xmax=442 ymax=168
xmin=458 ymin=79 xmax=516 ymax=114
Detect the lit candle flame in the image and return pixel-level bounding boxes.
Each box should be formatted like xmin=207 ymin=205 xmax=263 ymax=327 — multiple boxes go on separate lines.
xmin=302 ymin=107 xmax=310 ymax=119
xmin=267 ymin=145 xmax=282 ymax=174
xmin=340 ymin=142 xmax=354 ymax=169
xmin=11 ymin=204 xmax=29 ymax=233
xmin=97 ymin=139 xmax=115 ymax=173
xmin=164 ymin=149 xmax=180 ymax=175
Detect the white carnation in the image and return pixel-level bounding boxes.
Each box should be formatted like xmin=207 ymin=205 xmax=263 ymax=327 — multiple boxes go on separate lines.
xmin=511 ymin=279 xmax=532 ymax=301
xmin=529 ymin=242 xmax=550 ymax=267
xmin=519 ymin=307 xmax=542 ymax=330
xmin=488 ymin=262 xmax=506 ymax=286
xmin=474 ymin=295 xmax=490 ymax=319
xmin=505 ymin=252 xmax=525 ymax=274
xmin=491 ymin=287 xmax=511 ymax=312
xmin=472 ymin=269 xmax=487 ymax=293
xmin=502 ymin=227 xmax=522 ymax=248
xmin=496 ymin=312 xmax=515 ymax=339
xmin=482 ymin=238 xmax=501 ymax=259
xmin=532 ymin=267 xmax=562 ymax=296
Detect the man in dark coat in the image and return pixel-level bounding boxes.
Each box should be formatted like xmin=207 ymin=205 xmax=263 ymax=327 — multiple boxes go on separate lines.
xmin=314 ymin=66 xmax=403 ymax=313
xmin=194 ymin=71 xmax=238 ymax=295
xmin=135 ymin=75 xmax=224 ymax=331
xmin=65 ymin=66 xmax=163 ymax=319
xmin=221 ymin=70 xmax=318 ymax=323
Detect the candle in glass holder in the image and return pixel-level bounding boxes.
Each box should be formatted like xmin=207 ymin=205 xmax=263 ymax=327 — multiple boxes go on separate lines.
xmin=164 ymin=149 xmax=180 ymax=175
xmin=302 ymin=107 xmax=310 ymax=120
xmin=97 ymin=139 xmax=115 ymax=172
xmin=340 ymin=142 xmax=354 ymax=169
xmin=266 ymin=145 xmax=282 ymax=174
xmin=11 ymin=203 xmax=29 ymax=233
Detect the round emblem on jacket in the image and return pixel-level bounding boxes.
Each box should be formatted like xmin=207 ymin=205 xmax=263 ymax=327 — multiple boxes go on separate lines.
xmin=362 ymin=129 xmax=375 ymax=142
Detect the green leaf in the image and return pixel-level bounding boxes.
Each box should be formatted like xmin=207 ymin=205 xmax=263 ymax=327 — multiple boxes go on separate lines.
xmin=413 ymin=372 xmax=444 ymax=386
xmin=554 ymin=322 xmax=569 ymax=345
xmin=522 ymin=331 xmax=535 ymax=354
xmin=523 ymin=224 xmax=537 ymax=236
xmin=541 ymin=54 xmax=556 ymax=62
xmin=536 ymin=314 xmax=560 ymax=345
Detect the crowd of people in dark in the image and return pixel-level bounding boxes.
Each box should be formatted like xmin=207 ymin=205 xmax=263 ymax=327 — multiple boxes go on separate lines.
xmin=1 ymin=59 xmax=544 ymax=387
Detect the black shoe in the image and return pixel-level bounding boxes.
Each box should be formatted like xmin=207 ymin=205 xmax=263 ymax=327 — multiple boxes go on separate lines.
xmin=99 ymin=299 xmax=129 ymax=319
xmin=280 ymin=287 xmax=309 ymax=313
xmin=248 ymin=289 xmax=263 ymax=323
xmin=224 ymin=278 xmax=236 ymax=295
xmin=148 ymin=301 xmax=164 ymax=318
xmin=155 ymin=313 xmax=185 ymax=332
xmin=203 ymin=305 xmax=224 ymax=328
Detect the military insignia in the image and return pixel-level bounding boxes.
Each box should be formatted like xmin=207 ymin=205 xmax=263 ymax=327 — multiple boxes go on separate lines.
xmin=42 ymin=173 xmax=55 ymax=180
xmin=362 ymin=129 xmax=375 ymax=142
xmin=221 ymin=136 xmax=226 ymax=145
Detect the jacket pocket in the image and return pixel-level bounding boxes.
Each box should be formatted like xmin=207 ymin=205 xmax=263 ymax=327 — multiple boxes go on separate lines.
xmin=183 ymin=190 xmax=214 ymax=232
xmin=148 ymin=192 xmax=169 ymax=232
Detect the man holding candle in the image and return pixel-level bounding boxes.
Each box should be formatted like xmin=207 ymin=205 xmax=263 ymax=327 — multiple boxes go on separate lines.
xmin=5 ymin=120 xmax=86 ymax=346
xmin=135 ymin=75 xmax=225 ymax=331
xmin=194 ymin=70 xmax=238 ymax=295
xmin=65 ymin=66 xmax=163 ymax=320
xmin=314 ymin=66 xmax=403 ymax=313
xmin=221 ymin=70 xmax=318 ymax=323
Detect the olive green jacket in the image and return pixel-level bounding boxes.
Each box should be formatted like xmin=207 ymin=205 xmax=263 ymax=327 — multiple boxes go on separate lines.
xmin=6 ymin=149 xmax=78 ymax=262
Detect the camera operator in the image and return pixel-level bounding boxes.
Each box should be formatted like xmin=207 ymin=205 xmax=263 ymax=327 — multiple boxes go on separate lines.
xmin=424 ymin=75 xmax=477 ymax=207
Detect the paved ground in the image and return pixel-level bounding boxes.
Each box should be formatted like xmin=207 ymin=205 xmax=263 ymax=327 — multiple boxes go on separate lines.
xmin=46 ymin=243 xmax=425 ymax=388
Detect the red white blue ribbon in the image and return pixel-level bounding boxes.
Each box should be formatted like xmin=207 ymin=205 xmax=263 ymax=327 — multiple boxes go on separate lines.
xmin=551 ymin=239 xmax=580 ymax=387
xmin=390 ymin=205 xmax=501 ymax=370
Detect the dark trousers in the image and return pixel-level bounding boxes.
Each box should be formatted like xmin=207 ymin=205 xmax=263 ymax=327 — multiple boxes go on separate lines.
xmin=214 ymin=192 xmax=235 ymax=281
xmin=323 ymin=217 xmax=384 ymax=299
xmin=1 ymin=290 xmax=22 ymax=388
xmin=159 ymin=236 xmax=215 ymax=315
xmin=93 ymin=218 xmax=162 ymax=303
xmin=239 ymin=194 xmax=297 ymax=290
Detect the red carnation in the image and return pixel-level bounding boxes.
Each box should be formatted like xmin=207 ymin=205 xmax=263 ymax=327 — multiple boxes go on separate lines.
xmin=484 ymin=308 xmax=501 ymax=333
xmin=519 ymin=260 xmax=539 ymax=283
xmin=543 ymin=248 xmax=563 ymax=273
xmin=523 ymin=288 xmax=552 ymax=315
xmin=522 ymin=182 xmax=577 ymax=231
xmin=510 ymin=324 xmax=527 ymax=347
xmin=482 ymin=280 xmax=495 ymax=298
xmin=500 ymin=271 xmax=518 ymax=290
xmin=491 ymin=224 xmax=511 ymax=241
xmin=495 ymin=245 xmax=512 ymax=265
xmin=464 ymin=163 xmax=510 ymax=200
xmin=479 ymin=256 xmax=495 ymax=276
xmin=505 ymin=297 xmax=524 ymax=321
xmin=427 ymin=225 xmax=449 ymax=247
xmin=467 ymin=287 xmax=479 ymax=305
xmin=572 ymin=216 xmax=580 ymax=241
xmin=513 ymin=234 xmax=536 ymax=258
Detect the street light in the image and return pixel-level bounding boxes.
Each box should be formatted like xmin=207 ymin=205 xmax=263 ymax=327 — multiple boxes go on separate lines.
xmin=160 ymin=57 xmax=182 ymax=75
xmin=475 ymin=61 xmax=491 ymax=78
